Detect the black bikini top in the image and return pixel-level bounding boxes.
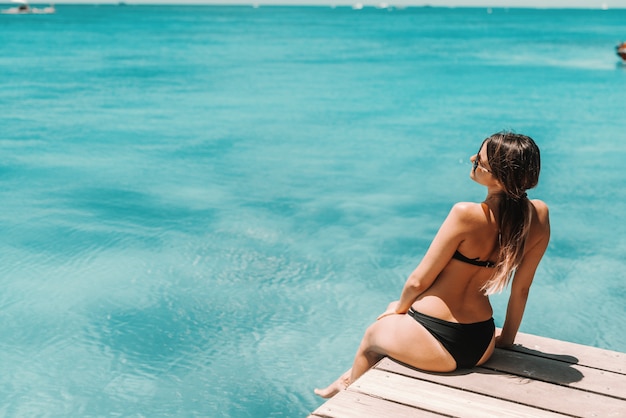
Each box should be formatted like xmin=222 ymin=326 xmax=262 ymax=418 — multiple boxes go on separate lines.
xmin=452 ymin=250 xmax=496 ymax=268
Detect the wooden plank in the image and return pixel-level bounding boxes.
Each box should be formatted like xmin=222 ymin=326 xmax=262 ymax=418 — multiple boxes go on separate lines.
xmin=309 ymin=389 xmax=443 ymax=418
xmin=484 ymin=348 xmax=626 ymax=399
xmin=376 ymin=357 xmax=626 ymax=418
xmin=349 ymin=368 xmax=570 ymax=418
xmin=510 ymin=331 xmax=625 ymax=374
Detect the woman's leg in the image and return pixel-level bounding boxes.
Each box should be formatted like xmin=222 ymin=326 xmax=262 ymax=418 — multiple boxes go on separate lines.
xmin=350 ymin=313 xmax=456 ymax=381
xmin=315 ymin=313 xmax=456 ymax=398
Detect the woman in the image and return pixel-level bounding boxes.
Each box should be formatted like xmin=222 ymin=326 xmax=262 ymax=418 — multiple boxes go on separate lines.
xmin=315 ymin=131 xmax=550 ymax=398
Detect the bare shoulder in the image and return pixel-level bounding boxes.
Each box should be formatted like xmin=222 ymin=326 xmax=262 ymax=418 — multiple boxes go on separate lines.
xmin=529 ymin=199 xmax=550 ymax=241
xmin=450 ymin=201 xmax=485 ymax=221
xmin=530 ymin=199 xmax=550 ymax=225
xmin=530 ymin=198 xmax=549 ymax=214
xmin=451 ymin=201 xmax=476 ymax=214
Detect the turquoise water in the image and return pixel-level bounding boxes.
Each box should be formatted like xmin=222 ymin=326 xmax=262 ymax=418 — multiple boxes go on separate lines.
xmin=1 ymin=5 xmax=625 ymax=416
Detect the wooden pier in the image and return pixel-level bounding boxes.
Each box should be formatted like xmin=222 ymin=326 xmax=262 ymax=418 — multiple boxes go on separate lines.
xmin=310 ymin=331 xmax=625 ymax=417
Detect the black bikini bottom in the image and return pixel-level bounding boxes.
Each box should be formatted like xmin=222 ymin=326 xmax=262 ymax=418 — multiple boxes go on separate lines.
xmin=407 ymin=307 xmax=495 ymax=369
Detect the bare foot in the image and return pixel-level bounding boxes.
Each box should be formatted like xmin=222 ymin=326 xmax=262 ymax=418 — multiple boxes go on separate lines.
xmin=314 ymin=370 xmax=351 ymax=398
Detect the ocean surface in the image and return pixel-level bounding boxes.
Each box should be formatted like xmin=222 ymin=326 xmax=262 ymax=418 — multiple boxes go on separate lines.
xmin=1 ymin=4 xmax=625 ymax=417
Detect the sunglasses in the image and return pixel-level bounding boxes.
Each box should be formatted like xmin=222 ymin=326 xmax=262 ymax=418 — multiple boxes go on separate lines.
xmin=473 ymin=150 xmax=491 ymax=173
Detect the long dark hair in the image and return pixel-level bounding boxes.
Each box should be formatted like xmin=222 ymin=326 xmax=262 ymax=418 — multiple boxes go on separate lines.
xmin=482 ymin=132 xmax=541 ymax=294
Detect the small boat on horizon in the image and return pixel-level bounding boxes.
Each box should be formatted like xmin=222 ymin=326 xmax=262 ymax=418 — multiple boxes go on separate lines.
xmin=617 ymin=41 xmax=626 ymax=61
xmin=1 ymin=0 xmax=55 ymax=14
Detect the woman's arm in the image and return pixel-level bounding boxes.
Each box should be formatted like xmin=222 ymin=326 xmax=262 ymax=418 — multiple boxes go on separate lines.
xmin=393 ymin=203 xmax=472 ymax=314
xmin=497 ymin=201 xmax=550 ymax=347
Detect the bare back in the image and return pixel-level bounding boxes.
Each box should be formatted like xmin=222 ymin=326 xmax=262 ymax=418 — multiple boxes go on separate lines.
xmin=411 ymin=199 xmax=550 ymax=324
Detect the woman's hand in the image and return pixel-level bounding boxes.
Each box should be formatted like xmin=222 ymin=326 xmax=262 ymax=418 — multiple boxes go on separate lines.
xmin=495 ymin=334 xmax=514 ymax=349
xmin=377 ymin=301 xmax=401 ymax=320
